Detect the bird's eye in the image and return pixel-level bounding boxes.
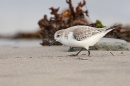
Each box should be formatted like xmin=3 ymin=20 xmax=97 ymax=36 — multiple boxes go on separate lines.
xmin=57 ymin=35 xmax=60 ymax=37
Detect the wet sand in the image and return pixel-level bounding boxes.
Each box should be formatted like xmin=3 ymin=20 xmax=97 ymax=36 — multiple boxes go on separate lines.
xmin=0 ymin=43 xmax=130 ymax=86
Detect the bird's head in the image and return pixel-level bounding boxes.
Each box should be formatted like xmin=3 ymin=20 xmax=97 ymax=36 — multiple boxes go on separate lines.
xmin=49 ymin=30 xmax=64 ymax=46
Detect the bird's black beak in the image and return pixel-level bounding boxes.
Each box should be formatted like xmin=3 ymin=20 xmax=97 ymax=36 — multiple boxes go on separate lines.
xmin=49 ymin=39 xmax=56 ymax=46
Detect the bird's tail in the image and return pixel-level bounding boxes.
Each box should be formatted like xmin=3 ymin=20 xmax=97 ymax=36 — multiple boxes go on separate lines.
xmin=105 ymin=24 xmax=121 ymax=34
xmin=103 ymin=26 xmax=114 ymax=34
xmin=105 ymin=24 xmax=121 ymax=31
xmin=105 ymin=26 xmax=114 ymax=31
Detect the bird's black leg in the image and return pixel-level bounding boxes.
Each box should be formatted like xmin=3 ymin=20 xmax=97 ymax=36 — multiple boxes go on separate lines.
xmin=75 ymin=48 xmax=84 ymax=56
xmin=69 ymin=48 xmax=90 ymax=56
xmin=69 ymin=48 xmax=83 ymax=56
xmin=81 ymin=49 xmax=91 ymax=56
xmin=87 ymin=50 xmax=91 ymax=56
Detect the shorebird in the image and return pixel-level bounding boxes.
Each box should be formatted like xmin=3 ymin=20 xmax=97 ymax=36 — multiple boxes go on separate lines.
xmin=49 ymin=25 xmax=116 ymax=56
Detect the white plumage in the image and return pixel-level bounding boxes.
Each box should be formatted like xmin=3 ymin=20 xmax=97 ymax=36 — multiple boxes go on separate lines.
xmin=50 ymin=25 xmax=115 ymax=56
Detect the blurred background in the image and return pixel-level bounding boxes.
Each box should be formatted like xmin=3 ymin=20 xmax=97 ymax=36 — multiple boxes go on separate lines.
xmin=0 ymin=0 xmax=130 ymax=47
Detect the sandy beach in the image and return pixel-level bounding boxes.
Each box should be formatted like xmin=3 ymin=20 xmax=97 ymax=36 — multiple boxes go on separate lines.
xmin=0 ymin=43 xmax=130 ymax=86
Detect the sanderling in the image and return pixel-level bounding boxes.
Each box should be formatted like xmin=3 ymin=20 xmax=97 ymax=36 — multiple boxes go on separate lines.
xmin=49 ymin=25 xmax=116 ymax=56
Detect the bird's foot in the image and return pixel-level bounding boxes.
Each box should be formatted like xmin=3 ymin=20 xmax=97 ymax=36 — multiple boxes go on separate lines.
xmin=68 ymin=54 xmax=78 ymax=56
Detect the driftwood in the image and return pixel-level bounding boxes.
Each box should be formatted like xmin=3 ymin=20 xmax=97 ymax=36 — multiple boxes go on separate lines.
xmin=76 ymin=0 xmax=88 ymax=18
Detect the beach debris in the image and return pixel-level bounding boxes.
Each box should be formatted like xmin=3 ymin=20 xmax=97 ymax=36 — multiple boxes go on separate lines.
xmin=38 ymin=0 xmax=91 ymax=45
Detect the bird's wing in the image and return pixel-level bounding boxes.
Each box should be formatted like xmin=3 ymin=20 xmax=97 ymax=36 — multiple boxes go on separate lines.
xmin=72 ymin=26 xmax=105 ymax=41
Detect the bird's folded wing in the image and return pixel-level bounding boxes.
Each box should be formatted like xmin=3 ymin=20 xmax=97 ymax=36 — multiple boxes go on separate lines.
xmin=73 ymin=26 xmax=104 ymax=41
